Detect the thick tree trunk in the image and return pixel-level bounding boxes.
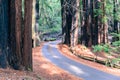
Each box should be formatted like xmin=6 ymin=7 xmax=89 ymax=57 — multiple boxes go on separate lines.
xmin=61 ymin=0 xmax=80 ymax=47
xmin=23 ymin=0 xmax=33 ymax=70
xmin=70 ymin=0 xmax=79 ymax=47
xmin=0 ymin=0 xmax=33 ymax=70
xmin=93 ymin=0 xmax=99 ymax=45
xmin=81 ymin=0 xmax=93 ymax=47
xmin=0 ymin=0 xmax=9 ymax=68
xmin=61 ymin=0 xmax=66 ymax=43
xmin=61 ymin=0 xmax=72 ymax=46
xmin=8 ymin=0 xmax=23 ymax=69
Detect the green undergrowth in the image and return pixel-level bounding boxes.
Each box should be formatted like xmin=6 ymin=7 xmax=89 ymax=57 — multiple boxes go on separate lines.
xmin=92 ymin=33 xmax=120 ymax=68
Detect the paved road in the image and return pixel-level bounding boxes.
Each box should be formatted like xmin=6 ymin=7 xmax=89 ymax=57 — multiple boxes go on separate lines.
xmin=42 ymin=41 xmax=120 ymax=80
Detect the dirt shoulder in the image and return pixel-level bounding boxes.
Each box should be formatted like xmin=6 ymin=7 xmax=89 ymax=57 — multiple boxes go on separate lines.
xmin=57 ymin=44 xmax=120 ymax=77
xmin=0 ymin=43 xmax=82 ymax=80
xmin=33 ymin=43 xmax=82 ymax=80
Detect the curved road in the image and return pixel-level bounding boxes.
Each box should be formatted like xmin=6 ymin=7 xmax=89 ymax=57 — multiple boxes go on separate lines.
xmin=42 ymin=41 xmax=120 ymax=80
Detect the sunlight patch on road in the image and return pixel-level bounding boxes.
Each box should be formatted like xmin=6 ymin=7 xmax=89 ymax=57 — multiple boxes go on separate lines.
xmin=52 ymin=55 xmax=61 ymax=59
xmin=69 ymin=65 xmax=85 ymax=75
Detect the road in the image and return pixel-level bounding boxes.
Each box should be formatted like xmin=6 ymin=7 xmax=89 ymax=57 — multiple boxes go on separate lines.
xmin=42 ymin=41 xmax=120 ymax=80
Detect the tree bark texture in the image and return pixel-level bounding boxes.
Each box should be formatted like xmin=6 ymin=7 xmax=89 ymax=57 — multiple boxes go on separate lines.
xmin=8 ymin=0 xmax=23 ymax=70
xmin=70 ymin=0 xmax=79 ymax=47
xmin=97 ymin=0 xmax=108 ymax=44
xmin=0 ymin=0 xmax=33 ymax=70
xmin=23 ymin=0 xmax=33 ymax=70
xmin=81 ymin=0 xmax=93 ymax=47
xmin=61 ymin=0 xmax=79 ymax=47
xmin=61 ymin=0 xmax=72 ymax=46
xmin=0 ymin=0 xmax=9 ymax=68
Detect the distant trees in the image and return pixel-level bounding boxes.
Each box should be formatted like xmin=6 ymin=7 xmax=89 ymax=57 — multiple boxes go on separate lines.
xmin=113 ymin=0 xmax=119 ymax=33
xmin=61 ymin=0 xmax=120 ymax=47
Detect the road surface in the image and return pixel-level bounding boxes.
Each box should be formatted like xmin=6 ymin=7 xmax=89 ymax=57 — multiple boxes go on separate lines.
xmin=42 ymin=41 xmax=120 ymax=80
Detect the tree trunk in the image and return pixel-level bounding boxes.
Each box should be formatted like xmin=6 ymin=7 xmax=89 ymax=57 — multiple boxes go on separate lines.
xmin=102 ymin=0 xmax=108 ymax=43
xmin=8 ymin=0 xmax=23 ymax=69
xmin=0 ymin=0 xmax=9 ymax=68
xmin=23 ymin=0 xmax=33 ymax=70
xmin=70 ymin=0 xmax=79 ymax=47
xmin=97 ymin=0 xmax=108 ymax=44
xmin=113 ymin=0 xmax=119 ymax=33
xmin=61 ymin=0 xmax=66 ymax=44
xmin=61 ymin=0 xmax=72 ymax=46
xmin=81 ymin=0 xmax=108 ymax=46
xmin=81 ymin=0 xmax=93 ymax=47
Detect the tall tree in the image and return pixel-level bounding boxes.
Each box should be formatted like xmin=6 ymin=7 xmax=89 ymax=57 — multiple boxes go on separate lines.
xmin=8 ymin=0 xmax=23 ymax=69
xmin=61 ymin=0 xmax=79 ymax=47
xmin=0 ymin=0 xmax=9 ymax=68
xmin=97 ymin=0 xmax=108 ymax=44
xmin=80 ymin=0 xmax=108 ymax=46
xmin=23 ymin=0 xmax=33 ymax=70
xmin=81 ymin=0 xmax=94 ymax=47
xmin=70 ymin=0 xmax=79 ymax=47
xmin=61 ymin=0 xmax=72 ymax=46
xmin=0 ymin=0 xmax=33 ymax=70
xmin=113 ymin=0 xmax=119 ymax=33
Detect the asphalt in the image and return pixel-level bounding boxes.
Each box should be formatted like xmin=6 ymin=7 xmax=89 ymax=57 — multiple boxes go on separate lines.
xmin=42 ymin=41 xmax=120 ymax=80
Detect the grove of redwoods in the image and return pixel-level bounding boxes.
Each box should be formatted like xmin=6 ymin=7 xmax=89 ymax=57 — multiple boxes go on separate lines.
xmin=61 ymin=0 xmax=120 ymax=47
xmin=0 ymin=0 xmax=120 ymax=70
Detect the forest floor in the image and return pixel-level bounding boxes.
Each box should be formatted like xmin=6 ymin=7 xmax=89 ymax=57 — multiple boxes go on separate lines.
xmin=0 ymin=42 xmax=82 ymax=80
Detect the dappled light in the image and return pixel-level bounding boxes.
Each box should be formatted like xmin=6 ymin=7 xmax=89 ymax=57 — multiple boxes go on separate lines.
xmin=69 ymin=65 xmax=85 ymax=75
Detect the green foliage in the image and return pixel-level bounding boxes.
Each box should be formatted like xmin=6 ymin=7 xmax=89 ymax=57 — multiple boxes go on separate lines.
xmin=111 ymin=33 xmax=120 ymax=39
xmin=112 ymin=41 xmax=120 ymax=47
xmin=92 ymin=44 xmax=111 ymax=53
xmin=92 ymin=45 xmax=103 ymax=53
xmin=102 ymin=44 xmax=111 ymax=53
xmin=102 ymin=15 xmax=108 ymax=23
xmin=44 ymin=38 xmax=56 ymax=41
xmin=111 ymin=58 xmax=120 ymax=65
xmin=94 ymin=9 xmax=103 ymax=17
xmin=38 ymin=0 xmax=61 ymax=34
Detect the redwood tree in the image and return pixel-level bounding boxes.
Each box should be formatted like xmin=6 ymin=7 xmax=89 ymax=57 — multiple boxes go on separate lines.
xmin=0 ymin=0 xmax=9 ymax=68
xmin=23 ymin=0 xmax=33 ymax=70
xmin=81 ymin=0 xmax=94 ymax=47
xmin=61 ymin=0 xmax=80 ymax=47
xmin=8 ymin=0 xmax=23 ymax=69
xmin=81 ymin=0 xmax=108 ymax=46
xmin=61 ymin=0 xmax=72 ymax=46
xmin=0 ymin=0 xmax=33 ymax=70
xmin=70 ymin=0 xmax=80 ymax=47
